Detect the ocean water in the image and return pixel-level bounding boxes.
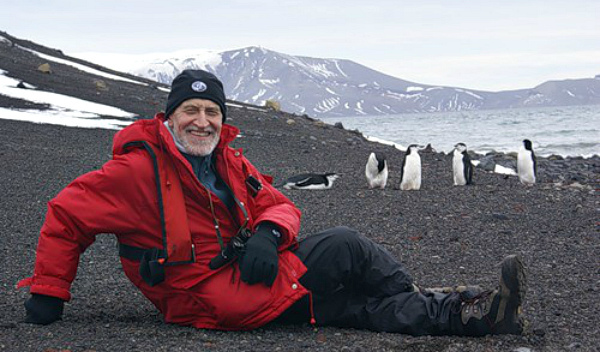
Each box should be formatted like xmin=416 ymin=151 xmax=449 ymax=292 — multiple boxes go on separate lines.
xmin=321 ymin=105 xmax=600 ymax=157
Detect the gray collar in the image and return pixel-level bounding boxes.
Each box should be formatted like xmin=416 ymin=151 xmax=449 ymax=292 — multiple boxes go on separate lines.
xmin=163 ymin=120 xmax=188 ymax=154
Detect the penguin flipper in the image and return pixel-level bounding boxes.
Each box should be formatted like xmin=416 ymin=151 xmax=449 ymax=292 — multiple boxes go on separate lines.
xmin=294 ymin=177 xmax=315 ymax=187
xmin=399 ymin=155 xmax=407 ymax=183
xmin=463 ymin=153 xmax=474 ymax=185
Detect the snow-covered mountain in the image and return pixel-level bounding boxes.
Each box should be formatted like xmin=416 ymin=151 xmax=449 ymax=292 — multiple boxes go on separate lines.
xmin=80 ymin=46 xmax=600 ymax=118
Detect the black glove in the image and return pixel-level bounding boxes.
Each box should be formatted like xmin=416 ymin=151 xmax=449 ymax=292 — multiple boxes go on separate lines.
xmin=239 ymin=223 xmax=281 ymax=286
xmin=24 ymin=294 xmax=64 ymax=325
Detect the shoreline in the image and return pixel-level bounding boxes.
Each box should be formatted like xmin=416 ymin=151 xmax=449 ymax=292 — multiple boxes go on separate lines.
xmin=362 ymin=132 xmax=600 ymax=160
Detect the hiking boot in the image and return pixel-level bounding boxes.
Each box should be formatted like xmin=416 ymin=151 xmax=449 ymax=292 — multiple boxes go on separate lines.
xmin=458 ymin=255 xmax=527 ymax=336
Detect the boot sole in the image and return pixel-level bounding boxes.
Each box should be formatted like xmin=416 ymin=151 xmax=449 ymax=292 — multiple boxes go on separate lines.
xmin=500 ymin=255 xmax=527 ymax=306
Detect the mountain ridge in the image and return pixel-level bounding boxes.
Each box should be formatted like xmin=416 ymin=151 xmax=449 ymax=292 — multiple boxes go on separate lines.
xmin=2 ymin=30 xmax=600 ymax=119
xmin=80 ymin=45 xmax=600 ymax=118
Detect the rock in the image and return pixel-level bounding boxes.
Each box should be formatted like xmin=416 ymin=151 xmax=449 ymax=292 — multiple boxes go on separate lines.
xmin=569 ymin=182 xmax=586 ymax=190
xmin=513 ymin=348 xmax=532 ymax=352
xmin=423 ymin=143 xmax=436 ymax=153
xmin=37 ymin=63 xmax=52 ymax=73
xmin=477 ymin=155 xmax=496 ymax=172
xmin=334 ymin=122 xmax=345 ymax=129
xmin=548 ymin=154 xmax=564 ymax=160
xmin=286 ymin=119 xmax=296 ymax=125
xmin=496 ymin=158 xmax=517 ymax=170
xmin=95 ymin=80 xmax=108 ymax=91
xmin=492 ymin=213 xmax=509 ymax=220
xmin=567 ymin=342 xmax=582 ymax=349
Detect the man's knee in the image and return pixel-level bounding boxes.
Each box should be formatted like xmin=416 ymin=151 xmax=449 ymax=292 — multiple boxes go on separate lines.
xmin=325 ymin=226 xmax=372 ymax=251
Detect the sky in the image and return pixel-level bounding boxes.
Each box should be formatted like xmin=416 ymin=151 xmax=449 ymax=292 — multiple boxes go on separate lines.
xmin=2 ymin=0 xmax=599 ymax=92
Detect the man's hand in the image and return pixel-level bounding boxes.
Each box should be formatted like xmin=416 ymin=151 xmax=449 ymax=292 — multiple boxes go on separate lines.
xmin=24 ymin=294 xmax=64 ymax=325
xmin=239 ymin=223 xmax=281 ymax=286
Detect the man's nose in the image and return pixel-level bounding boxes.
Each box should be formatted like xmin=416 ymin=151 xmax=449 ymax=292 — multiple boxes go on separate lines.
xmin=192 ymin=111 xmax=211 ymax=126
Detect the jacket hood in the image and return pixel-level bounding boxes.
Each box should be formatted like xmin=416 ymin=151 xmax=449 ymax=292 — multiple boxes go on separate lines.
xmin=112 ymin=112 xmax=240 ymax=156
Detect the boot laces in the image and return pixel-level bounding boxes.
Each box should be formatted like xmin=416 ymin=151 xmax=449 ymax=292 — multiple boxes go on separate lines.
xmin=452 ymin=289 xmax=495 ymax=315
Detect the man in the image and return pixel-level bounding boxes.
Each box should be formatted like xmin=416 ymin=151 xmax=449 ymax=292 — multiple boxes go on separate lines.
xmin=19 ymin=70 xmax=527 ymax=336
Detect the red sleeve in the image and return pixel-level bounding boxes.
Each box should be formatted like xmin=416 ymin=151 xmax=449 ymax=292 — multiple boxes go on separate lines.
xmin=17 ymin=151 xmax=155 ymax=300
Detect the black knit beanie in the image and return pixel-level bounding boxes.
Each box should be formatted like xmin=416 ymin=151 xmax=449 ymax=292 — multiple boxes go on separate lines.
xmin=165 ymin=69 xmax=227 ymax=121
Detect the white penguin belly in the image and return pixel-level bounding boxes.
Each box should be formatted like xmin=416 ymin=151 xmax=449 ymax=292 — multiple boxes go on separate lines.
xmin=401 ymin=155 xmax=421 ymax=190
xmin=517 ymin=151 xmax=536 ymax=184
xmin=453 ymin=153 xmax=466 ymax=185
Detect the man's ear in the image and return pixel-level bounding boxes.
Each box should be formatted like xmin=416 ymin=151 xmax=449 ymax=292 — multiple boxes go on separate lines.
xmin=167 ymin=118 xmax=174 ymax=128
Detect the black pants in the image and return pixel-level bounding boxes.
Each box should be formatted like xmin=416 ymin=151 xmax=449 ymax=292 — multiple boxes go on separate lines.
xmin=276 ymin=227 xmax=463 ymax=335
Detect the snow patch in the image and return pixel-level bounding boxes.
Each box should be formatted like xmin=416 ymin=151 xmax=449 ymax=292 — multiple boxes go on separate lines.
xmin=315 ymin=97 xmax=340 ymax=113
xmin=20 ymin=46 xmax=149 ymax=86
xmin=259 ymin=78 xmax=280 ymax=86
xmin=225 ymin=102 xmax=268 ymax=112
xmin=0 ymin=35 xmax=12 ymax=45
xmin=308 ymin=63 xmax=337 ymax=78
xmin=325 ymin=87 xmax=338 ymax=95
xmin=252 ymin=89 xmax=267 ymax=101
xmin=455 ymin=88 xmax=483 ymax=100
xmin=0 ymin=68 xmax=136 ymax=130
xmin=494 ymin=164 xmax=517 ymax=176
xmin=0 ymin=107 xmax=130 ymax=130
xmin=364 ymin=135 xmax=406 ymax=151
xmin=406 ymin=86 xmax=424 ymax=92
xmin=334 ymin=60 xmax=348 ymax=78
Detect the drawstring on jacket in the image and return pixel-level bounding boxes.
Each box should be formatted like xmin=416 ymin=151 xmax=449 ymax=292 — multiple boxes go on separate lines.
xmin=308 ymin=291 xmax=316 ymax=326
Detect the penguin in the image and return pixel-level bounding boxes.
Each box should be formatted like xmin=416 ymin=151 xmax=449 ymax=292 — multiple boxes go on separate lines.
xmin=517 ymin=139 xmax=536 ymax=185
xmin=399 ymin=145 xmax=423 ymax=191
xmin=452 ymin=143 xmax=473 ymax=186
xmin=281 ymin=173 xmax=339 ymax=190
xmin=365 ymin=152 xmax=388 ymax=189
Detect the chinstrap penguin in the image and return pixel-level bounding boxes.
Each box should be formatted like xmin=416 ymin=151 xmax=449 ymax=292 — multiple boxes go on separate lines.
xmin=281 ymin=173 xmax=339 ymax=190
xmin=517 ymin=139 xmax=536 ymax=185
xmin=452 ymin=143 xmax=474 ymax=186
xmin=399 ymin=145 xmax=423 ymax=191
xmin=365 ymin=152 xmax=388 ymax=189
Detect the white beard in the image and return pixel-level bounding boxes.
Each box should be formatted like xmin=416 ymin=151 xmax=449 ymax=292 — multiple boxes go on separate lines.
xmin=177 ymin=131 xmax=219 ymax=156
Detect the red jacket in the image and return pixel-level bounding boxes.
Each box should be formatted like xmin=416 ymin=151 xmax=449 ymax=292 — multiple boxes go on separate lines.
xmin=18 ymin=113 xmax=308 ymax=330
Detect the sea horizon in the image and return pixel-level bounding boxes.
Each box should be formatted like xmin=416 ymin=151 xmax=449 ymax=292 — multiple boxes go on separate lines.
xmin=321 ymin=105 xmax=600 ymax=158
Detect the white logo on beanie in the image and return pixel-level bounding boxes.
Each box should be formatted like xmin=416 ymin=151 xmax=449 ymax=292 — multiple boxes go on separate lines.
xmin=191 ymin=81 xmax=207 ymax=92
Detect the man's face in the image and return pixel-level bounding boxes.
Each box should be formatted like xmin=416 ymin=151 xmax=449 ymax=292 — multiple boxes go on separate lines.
xmin=168 ymin=98 xmax=223 ymax=156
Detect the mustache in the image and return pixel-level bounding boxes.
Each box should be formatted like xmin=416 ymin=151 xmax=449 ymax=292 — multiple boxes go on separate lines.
xmin=185 ymin=126 xmax=216 ymax=133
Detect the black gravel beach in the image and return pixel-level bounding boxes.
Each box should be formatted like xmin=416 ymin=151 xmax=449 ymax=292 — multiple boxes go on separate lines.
xmin=1 ymin=31 xmax=599 ymax=352
xmin=1 ymin=106 xmax=599 ymax=351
